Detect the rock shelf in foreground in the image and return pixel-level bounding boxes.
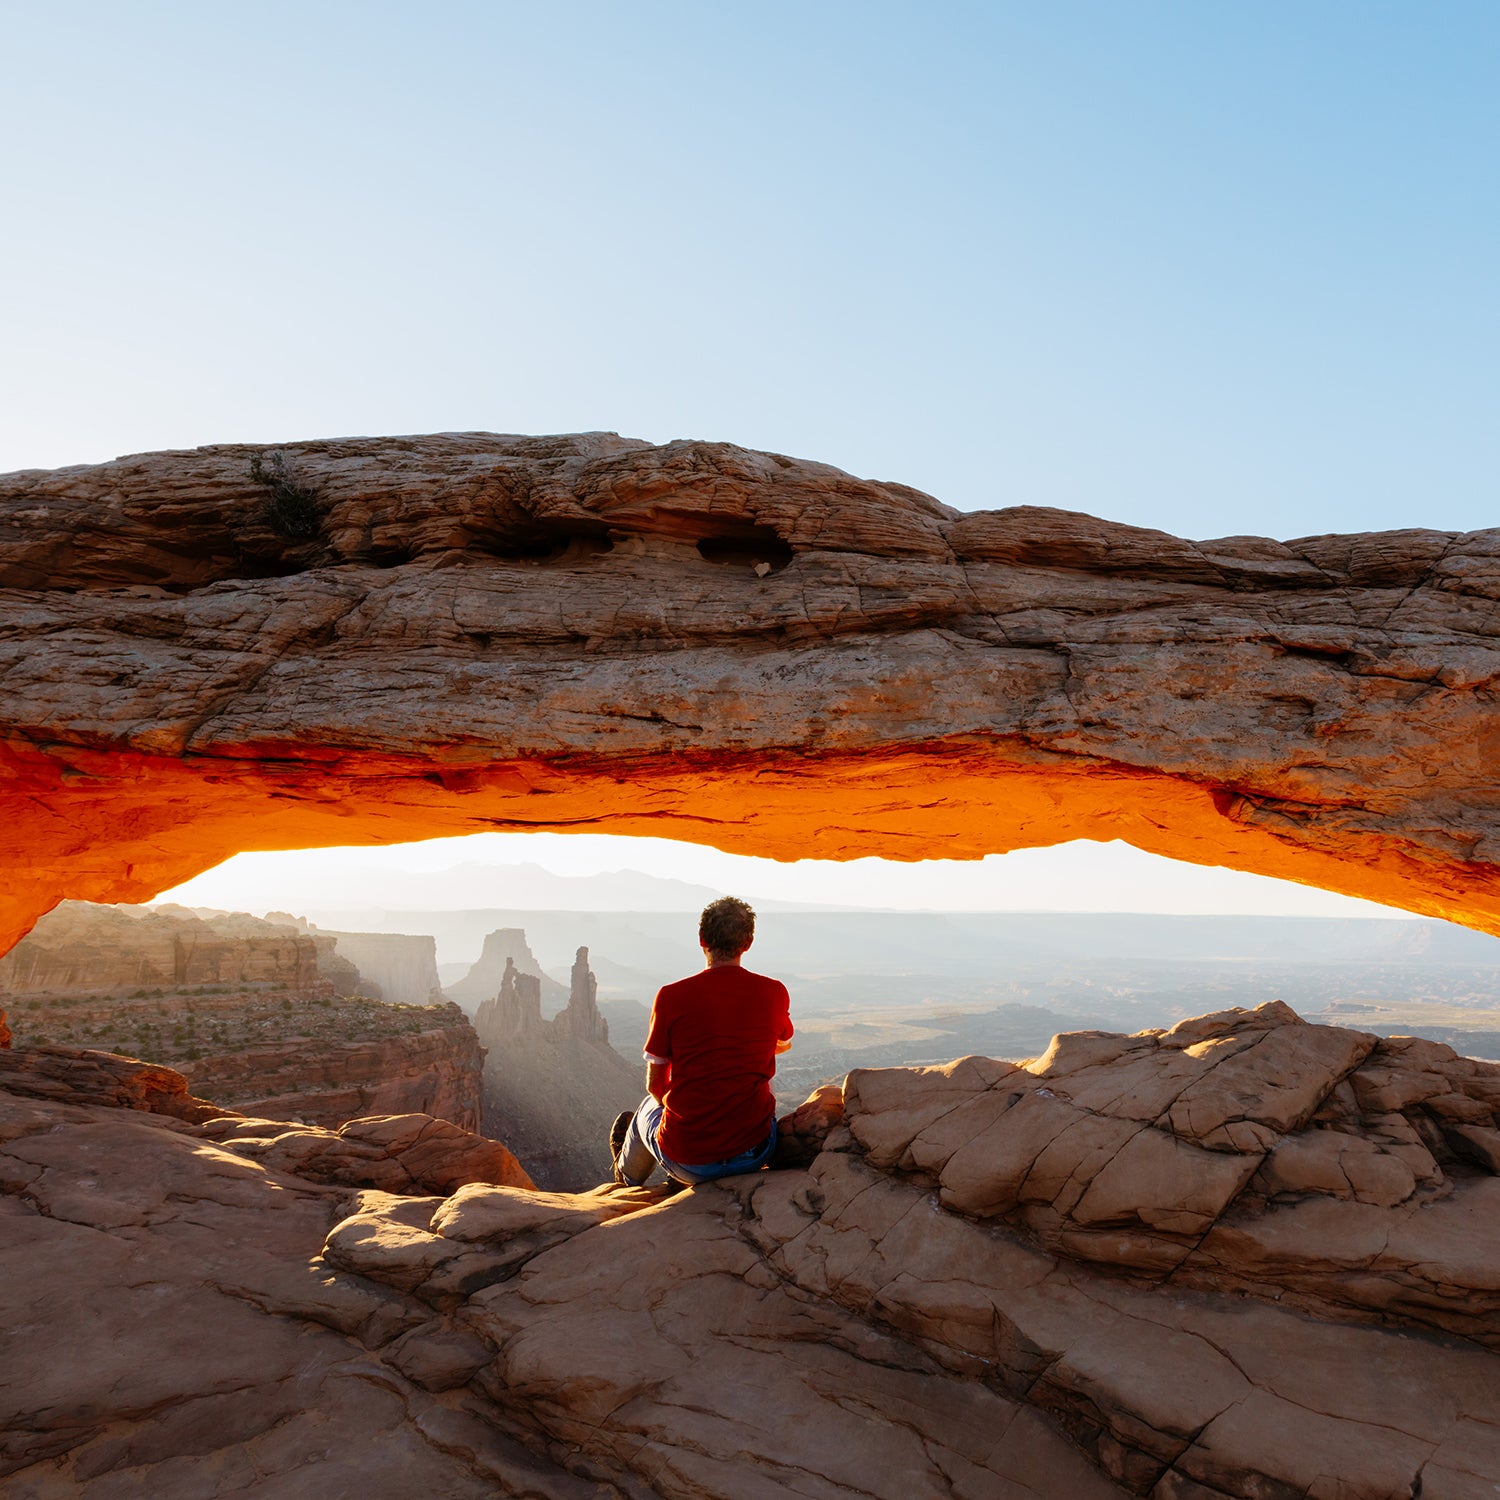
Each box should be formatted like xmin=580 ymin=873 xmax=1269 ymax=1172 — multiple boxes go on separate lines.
xmin=4 ymin=1004 xmax=1499 ymax=1498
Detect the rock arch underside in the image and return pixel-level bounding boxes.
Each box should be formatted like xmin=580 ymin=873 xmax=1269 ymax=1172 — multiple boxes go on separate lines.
xmin=5 ymin=433 xmax=1500 ymax=1500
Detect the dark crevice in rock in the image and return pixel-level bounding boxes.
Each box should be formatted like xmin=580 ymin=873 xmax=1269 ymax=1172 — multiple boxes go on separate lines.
xmin=696 ymin=527 xmax=794 ymax=573
xmin=494 ymin=531 xmax=615 ymax=565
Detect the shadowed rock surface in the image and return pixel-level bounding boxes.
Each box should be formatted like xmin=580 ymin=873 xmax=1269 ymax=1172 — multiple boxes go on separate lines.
xmin=6 ymin=1007 xmax=1500 ymax=1498
xmin=5 ymin=433 xmax=1500 ymax=951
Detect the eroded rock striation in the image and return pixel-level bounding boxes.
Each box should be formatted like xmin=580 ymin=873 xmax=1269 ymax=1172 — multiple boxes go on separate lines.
xmin=181 ymin=1000 xmax=487 ymax=1131
xmin=4 ymin=433 xmax=1500 ymax=952
xmin=6 ymin=1006 xmax=1500 ymax=1498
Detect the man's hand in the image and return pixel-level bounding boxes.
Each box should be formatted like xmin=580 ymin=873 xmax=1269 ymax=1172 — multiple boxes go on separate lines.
xmin=774 ymin=1037 xmax=792 ymax=1055
xmin=647 ymin=1060 xmax=670 ymax=1102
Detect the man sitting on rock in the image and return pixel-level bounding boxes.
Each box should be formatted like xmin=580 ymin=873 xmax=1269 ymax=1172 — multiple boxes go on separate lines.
xmin=610 ymin=896 xmax=792 ymax=1188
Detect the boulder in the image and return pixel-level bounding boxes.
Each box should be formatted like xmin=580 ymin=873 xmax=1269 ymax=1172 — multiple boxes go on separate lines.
xmin=0 ymin=1043 xmax=228 ymax=1123
xmin=200 ymin=1110 xmax=534 ymax=1196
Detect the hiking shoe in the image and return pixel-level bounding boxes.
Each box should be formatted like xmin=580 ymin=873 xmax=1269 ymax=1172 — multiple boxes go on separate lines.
xmin=609 ymin=1109 xmax=633 ymax=1185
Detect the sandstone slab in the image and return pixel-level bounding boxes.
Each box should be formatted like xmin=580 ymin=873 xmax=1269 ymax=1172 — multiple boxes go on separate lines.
xmin=9 ymin=1017 xmax=1500 ymax=1498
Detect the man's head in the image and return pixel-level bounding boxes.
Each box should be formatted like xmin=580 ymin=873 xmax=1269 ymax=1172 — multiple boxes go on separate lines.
xmin=699 ymin=896 xmax=755 ymax=964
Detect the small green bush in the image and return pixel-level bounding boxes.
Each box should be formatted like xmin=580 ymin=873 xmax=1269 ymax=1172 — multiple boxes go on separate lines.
xmin=249 ymin=451 xmax=322 ymax=541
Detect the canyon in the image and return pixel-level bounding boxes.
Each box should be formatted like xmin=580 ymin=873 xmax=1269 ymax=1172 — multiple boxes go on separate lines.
xmin=3 ymin=433 xmax=1500 ymax=956
xmin=4 ymin=1003 xmax=1500 ymax=1498
xmin=2 ymin=902 xmax=487 ymax=1132
xmin=474 ymin=945 xmax=643 ymax=1189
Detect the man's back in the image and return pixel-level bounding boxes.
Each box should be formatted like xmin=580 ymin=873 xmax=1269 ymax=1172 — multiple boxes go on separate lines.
xmin=645 ymin=965 xmax=792 ymax=1165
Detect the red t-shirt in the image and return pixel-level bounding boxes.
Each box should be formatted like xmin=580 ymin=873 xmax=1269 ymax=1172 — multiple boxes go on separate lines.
xmin=643 ymin=965 xmax=793 ymax=1166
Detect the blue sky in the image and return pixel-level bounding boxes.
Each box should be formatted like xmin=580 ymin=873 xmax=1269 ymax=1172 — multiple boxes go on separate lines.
xmin=7 ymin=3 xmax=1495 ymax=916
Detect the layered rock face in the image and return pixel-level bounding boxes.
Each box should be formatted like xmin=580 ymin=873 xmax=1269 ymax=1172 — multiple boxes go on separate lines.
xmin=306 ymin=925 xmax=443 ymax=1006
xmin=0 ymin=901 xmax=323 ymax=995
xmin=9 ymin=988 xmax=487 ymax=1132
xmin=6 ymin=1007 xmax=1500 ymax=1499
xmin=446 ymin=927 xmax=566 ymax=1013
xmin=475 ymin=946 xmax=641 ymax=1189
xmin=4 ymin=433 xmax=1500 ymax=956
xmin=2 ymin=901 xmax=485 ymax=1130
xmin=182 ymin=1000 xmax=487 ymax=1131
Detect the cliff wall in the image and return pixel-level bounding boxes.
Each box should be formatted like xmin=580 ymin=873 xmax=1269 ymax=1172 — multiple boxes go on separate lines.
xmin=5 ymin=983 xmax=486 ymax=1131
xmin=0 ymin=902 xmax=322 ymax=995
xmin=270 ymin=917 xmax=444 ymax=1005
xmin=324 ymin=930 xmax=441 ymax=1005
xmin=182 ymin=1001 xmax=486 ymax=1130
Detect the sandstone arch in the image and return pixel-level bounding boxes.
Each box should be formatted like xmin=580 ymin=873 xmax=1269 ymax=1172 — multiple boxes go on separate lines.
xmin=3 ymin=431 xmax=1498 ymax=952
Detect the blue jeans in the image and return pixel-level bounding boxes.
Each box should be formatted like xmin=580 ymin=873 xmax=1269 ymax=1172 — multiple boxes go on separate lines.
xmin=615 ymin=1095 xmax=776 ymax=1187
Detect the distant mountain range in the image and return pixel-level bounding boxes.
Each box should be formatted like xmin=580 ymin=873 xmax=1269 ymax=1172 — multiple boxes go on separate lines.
xmin=277 ymin=863 xmax=842 ymax=919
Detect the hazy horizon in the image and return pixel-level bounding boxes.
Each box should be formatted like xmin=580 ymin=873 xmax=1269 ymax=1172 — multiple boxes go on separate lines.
xmin=155 ymin=831 xmax=1420 ymax=928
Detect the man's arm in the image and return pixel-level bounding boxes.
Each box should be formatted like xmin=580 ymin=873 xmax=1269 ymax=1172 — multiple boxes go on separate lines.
xmin=775 ymin=982 xmax=793 ymax=1054
xmin=643 ymin=987 xmax=671 ymax=1101
xmin=647 ymin=1059 xmax=670 ymax=1101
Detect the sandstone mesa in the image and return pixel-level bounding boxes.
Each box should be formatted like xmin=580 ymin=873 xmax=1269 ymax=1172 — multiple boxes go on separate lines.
xmin=2 ymin=433 xmax=1500 ymax=952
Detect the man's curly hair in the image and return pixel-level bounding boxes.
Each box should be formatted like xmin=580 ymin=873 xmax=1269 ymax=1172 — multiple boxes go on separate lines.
xmin=699 ymin=896 xmax=755 ymax=959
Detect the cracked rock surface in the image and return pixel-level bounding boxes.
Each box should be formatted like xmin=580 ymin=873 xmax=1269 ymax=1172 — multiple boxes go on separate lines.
xmin=5 ymin=433 xmax=1500 ymax=949
xmin=6 ymin=1004 xmax=1500 ymax=1498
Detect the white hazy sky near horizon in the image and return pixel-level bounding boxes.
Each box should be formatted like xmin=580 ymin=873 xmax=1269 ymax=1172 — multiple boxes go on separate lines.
xmin=7 ymin=4 xmax=1495 ymax=923
xmin=156 ymin=833 xmax=1414 ymax=923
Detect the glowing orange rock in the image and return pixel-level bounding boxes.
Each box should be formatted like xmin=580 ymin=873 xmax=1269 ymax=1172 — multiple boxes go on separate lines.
xmin=3 ymin=432 xmax=1499 ymax=954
